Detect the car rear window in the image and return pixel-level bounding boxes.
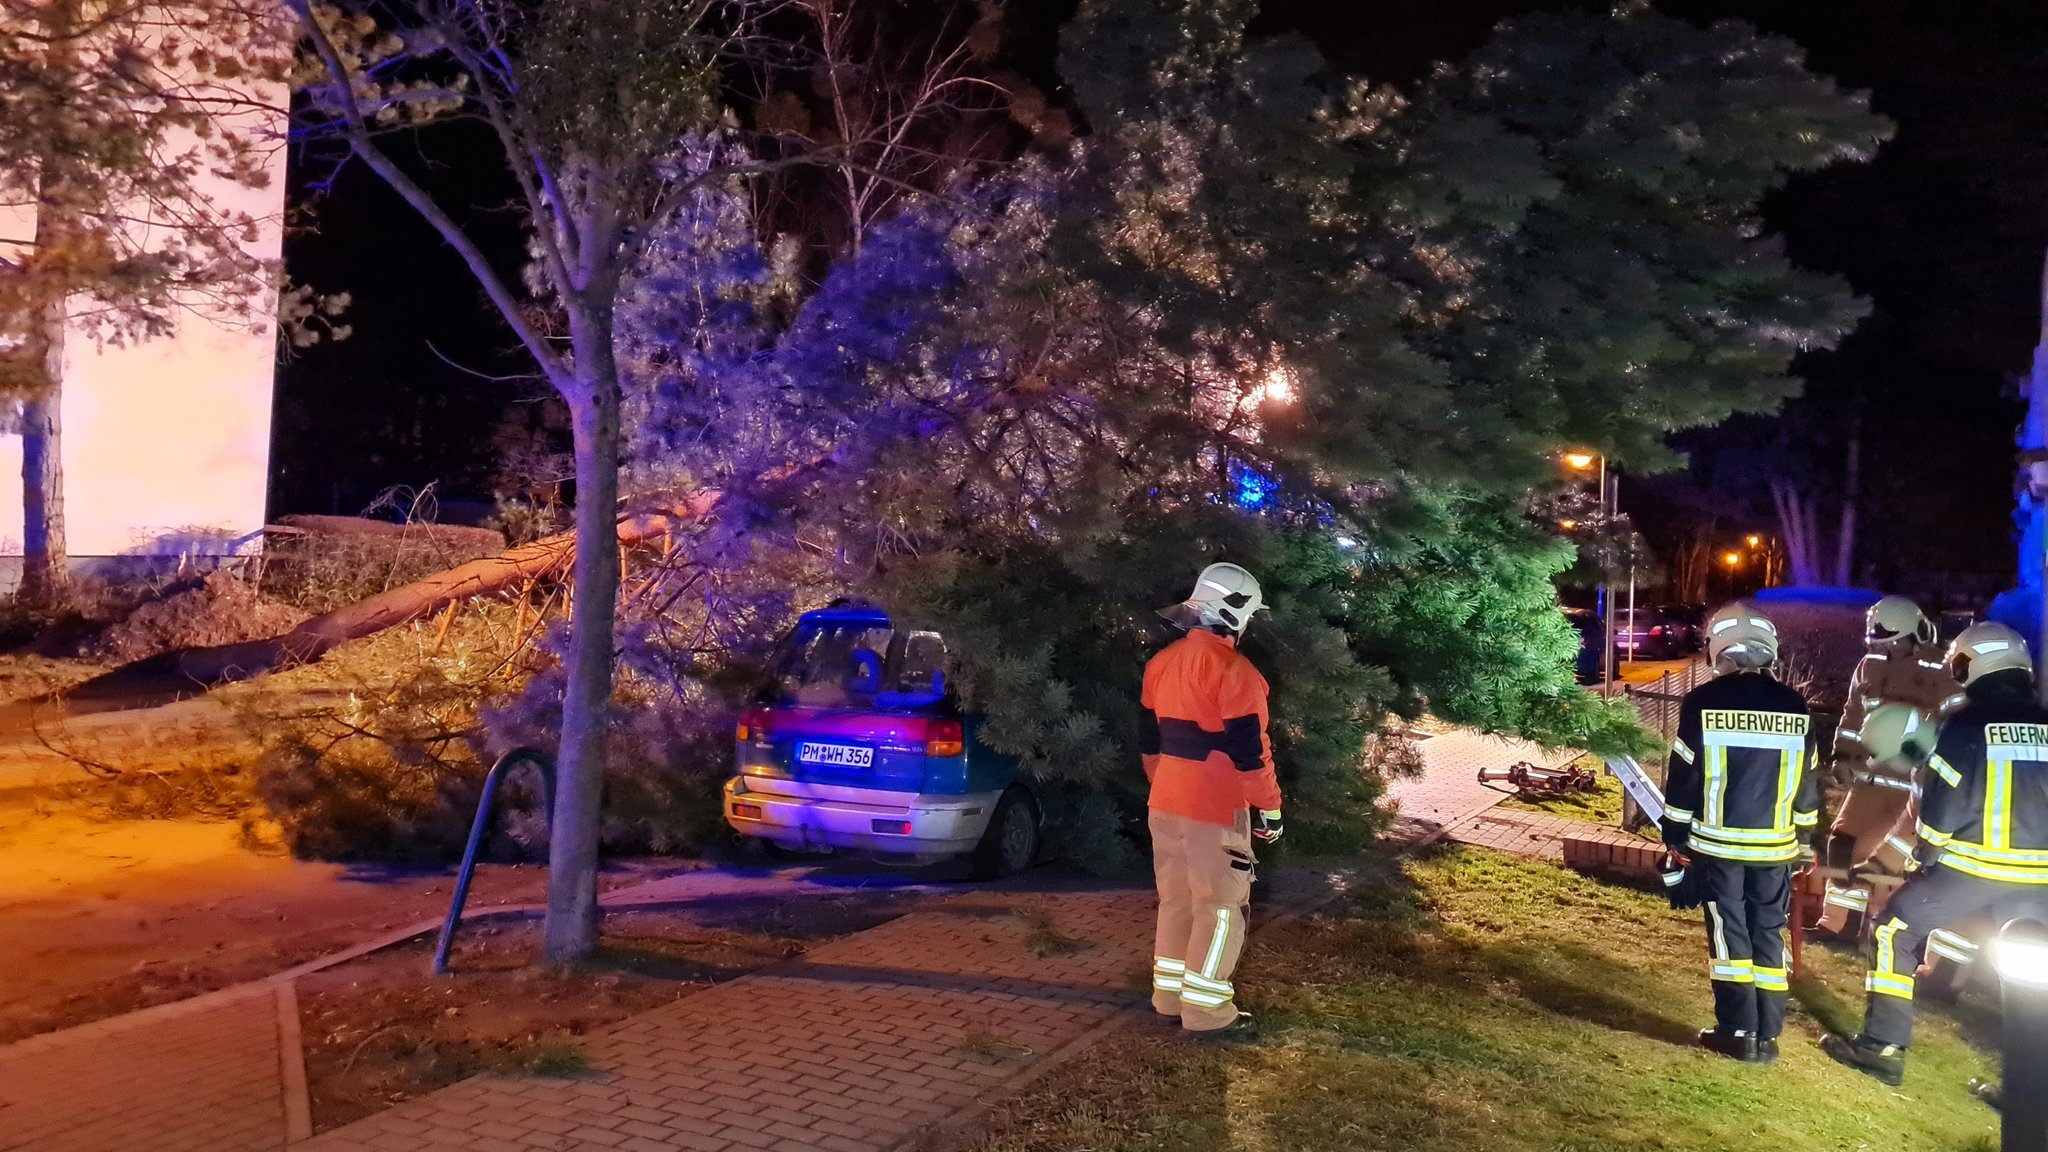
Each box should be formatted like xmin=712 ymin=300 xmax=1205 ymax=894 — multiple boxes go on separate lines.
xmin=774 ymin=621 xmax=949 ymax=710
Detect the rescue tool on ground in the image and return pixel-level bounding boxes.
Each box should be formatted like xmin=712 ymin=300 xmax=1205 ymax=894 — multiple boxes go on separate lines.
xmin=1824 ymin=622 xmax=2048 ymax=1087
xmin=1662 ymin=602 xmax=1819 ymax=1065
xmin=1477 ymin=760 xmax=1601 ymax=798
xmin=1141 ymin=562 xmax=1281 ymax=1044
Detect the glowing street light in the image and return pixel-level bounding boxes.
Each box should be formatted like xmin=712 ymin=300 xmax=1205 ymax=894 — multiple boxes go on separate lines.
xmin=1253 ymin=366 xmax=1298 ymax=407
xmin=1559 ymin=518 xmax=1578 ymax=530
xmin=1994 ymin=918 xmax=2048 ymax=1150
xmin=1564 ymin=451 xmax=1597 ymax=471
xmin=1723 ymin=551 xmax=1743 ymax=568
xmin=1746 ymin=534 xmax=1762 ymax=548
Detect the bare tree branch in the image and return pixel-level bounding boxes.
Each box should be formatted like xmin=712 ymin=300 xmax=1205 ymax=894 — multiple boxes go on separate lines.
xmin=286 ymin=0 xmax=567 ymax=384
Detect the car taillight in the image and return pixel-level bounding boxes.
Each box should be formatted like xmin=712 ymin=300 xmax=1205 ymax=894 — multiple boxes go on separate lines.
xmin=736 ymin=706 xmax=772 ymax=743
xmin=925 ymin=718 xmax=965 ymax=758
xmin=1650 ymin=626 xmax=1664 ymax=636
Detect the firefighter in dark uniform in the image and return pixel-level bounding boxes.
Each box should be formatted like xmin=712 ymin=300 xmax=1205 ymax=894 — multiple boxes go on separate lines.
xmin=1824 ymin=621 xmax=2048 ymax=1086
xmin=1662 ymin=602 xmax=1819 ymax=1063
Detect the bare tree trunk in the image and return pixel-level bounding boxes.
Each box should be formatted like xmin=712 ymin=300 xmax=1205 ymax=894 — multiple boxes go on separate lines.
xmin=1833 ymin=416 xmax=1862 ymax=586
xmin=19 ymin=313 xmax=67 ymax=602
xmin=1771 ymin=481 xmax=1821 ymax=586
xmin=1804 ymin=499 xmax=1824 ymax=583
xmin=1683 ymin=521 xmax=1720 ymax=603
xmin=542 ymin=302 xmax=624 ymax=966
xmin=19 ymin=0 xmax=83 ymax=604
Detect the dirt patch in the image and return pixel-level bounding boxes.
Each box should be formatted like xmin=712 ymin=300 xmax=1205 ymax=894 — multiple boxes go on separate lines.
xmin=0 ymin=654 xmax=111 ymax=704
xmin=0 ymin=798 xmax=687 ymax=1044
xmin=298 ymin=889 xmax=928 ymax=1132
xmin=80 ymin=571 xmax=309 ymax=664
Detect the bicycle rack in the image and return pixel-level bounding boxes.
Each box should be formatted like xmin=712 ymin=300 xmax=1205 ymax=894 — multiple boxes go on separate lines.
xmin=432 ymin=747 xmax=554 ymax=975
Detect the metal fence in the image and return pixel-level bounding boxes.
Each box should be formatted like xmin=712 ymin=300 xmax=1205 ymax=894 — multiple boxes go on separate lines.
xmin=1617 ymin=660 xmax=1708 ymax=744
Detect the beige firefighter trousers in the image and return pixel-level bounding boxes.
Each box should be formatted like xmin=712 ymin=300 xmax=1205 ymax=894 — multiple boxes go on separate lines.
xmin=1150 ymin=807 xmax=1255 ymax=1031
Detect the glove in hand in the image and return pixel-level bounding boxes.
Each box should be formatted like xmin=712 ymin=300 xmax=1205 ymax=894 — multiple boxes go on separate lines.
xmin=1253 ymin=809 xmax=1284 ymax=844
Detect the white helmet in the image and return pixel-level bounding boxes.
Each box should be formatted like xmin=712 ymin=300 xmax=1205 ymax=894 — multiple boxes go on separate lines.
xmin=1158 ymin=562 xmax=1265 ymax=635
xmin=1856 ymin=702 xmax=1934 ymax=768
xmin=1707 ymin=602 xmax=1779 ymax=671
xmin=1946 ymin=621 xmax=2033 ymax=687
xmin=1866 ymin=595 xmax=1934 ymax=649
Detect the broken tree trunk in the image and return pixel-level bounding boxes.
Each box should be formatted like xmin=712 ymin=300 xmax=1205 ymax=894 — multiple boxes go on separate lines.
xmin=65 ymin=492 xmax=721 ymax=702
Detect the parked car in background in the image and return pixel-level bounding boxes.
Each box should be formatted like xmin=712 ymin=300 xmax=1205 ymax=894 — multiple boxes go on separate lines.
xmin=1564 ymin=607 xmax=1602 ymax=684
xmin=1658 ymin=604 xmax=1706 ymax=652
xmin=1614 ymin=606 xmax=1691 ymax=660
xmin=723 ymin=602 xmax=1041 ymax=877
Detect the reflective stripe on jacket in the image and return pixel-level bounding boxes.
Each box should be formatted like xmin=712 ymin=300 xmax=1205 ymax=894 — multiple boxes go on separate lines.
xmin=1139 ymin=629 xmax=1282 ymax=827
xmin=1920 ymin=671 xmax=2048 ymax=885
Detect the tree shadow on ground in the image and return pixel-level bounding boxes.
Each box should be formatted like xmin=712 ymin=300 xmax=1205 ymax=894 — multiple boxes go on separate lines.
xmin=581 ymin=943 xmax=775 ymax=983
xmin=1264 ymin=850 xmax=1698 ymax=1050
xmin=1480 ymin=943 xmax=1703 ymax=1047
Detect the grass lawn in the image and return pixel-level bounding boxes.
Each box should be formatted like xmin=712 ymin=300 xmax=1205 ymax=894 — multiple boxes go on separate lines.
xmin=953 ymin=847 xmax=2002 ymax=1152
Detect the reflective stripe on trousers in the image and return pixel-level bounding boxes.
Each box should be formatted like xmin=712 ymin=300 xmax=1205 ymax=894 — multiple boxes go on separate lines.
xmin=1867 ymin=916 xmax=1916 ymax=1000
xmin=1152 ymin=956 xmax=1185 ymax=994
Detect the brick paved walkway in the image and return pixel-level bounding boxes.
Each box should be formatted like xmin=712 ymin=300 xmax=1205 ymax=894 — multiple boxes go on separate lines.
xmin=1447 ymin=806 xmax=1647 ymax=861
xmin=299 ymin=886 xmax=1184 ymax=1152
xmin=0 ymin=981 xmax=306 ymax=1152
xmin=1 ymin=725 xmax=1567 ymax=1152
xmin=0 ymin=864 xmax=942 ymax=1152
xmin=1442 ymin=773 xmax=1665 ymax=882
xmin=1381 ymin=730 xmax=1578 ymax=847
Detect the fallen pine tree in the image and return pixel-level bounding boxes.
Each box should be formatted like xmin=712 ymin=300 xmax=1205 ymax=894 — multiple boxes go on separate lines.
xmin=61 ymin=493 xmax=722 ymax=704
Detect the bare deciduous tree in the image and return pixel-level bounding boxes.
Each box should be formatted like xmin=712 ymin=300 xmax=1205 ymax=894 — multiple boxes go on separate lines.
xmin=288 ymin=0 xmax=1010 ymax=962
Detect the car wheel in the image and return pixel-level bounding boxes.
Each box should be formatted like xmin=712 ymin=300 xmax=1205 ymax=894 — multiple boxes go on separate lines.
xmin=970 ymin=789 xmax=1040 ymax=880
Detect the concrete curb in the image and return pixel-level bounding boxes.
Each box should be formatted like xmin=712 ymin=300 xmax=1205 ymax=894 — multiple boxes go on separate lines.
xmin=276 ymin=981 xmax=313 ymax=1143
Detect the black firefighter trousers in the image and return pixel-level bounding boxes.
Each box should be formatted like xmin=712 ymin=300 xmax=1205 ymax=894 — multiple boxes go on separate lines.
xmin=1864 ymin=864 xmax=2048 ymax=1048
xmin=1697 ymin=857 xmax=1791 ymax=1040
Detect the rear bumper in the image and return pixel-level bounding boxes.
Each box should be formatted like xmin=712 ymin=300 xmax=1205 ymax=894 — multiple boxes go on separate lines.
xmin=724 ymin=776 xmax=1003 ymax=858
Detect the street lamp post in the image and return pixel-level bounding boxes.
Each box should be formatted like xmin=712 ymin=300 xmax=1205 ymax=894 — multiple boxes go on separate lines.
xmin=1566 ymin=453 xmax=1619 ymax=693
xmin=1625 ymin=532 xmax=1637 ymax=668
xmin=1564 ymin=450 xmax=1638 ymax=689
xmin=1995 ymin=918 xmax=2048 ymax=1152
xmin=1599 ymin=456 xmax=1614 ymax=689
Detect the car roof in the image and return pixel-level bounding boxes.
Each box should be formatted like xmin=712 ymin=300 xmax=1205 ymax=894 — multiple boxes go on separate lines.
xmin=797 ymin=602 xmax=893 ymax=627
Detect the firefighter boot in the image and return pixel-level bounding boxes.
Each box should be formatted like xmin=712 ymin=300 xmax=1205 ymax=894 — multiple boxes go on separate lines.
xmin=1697 ymin=1028 xmax=1761 ymax=1062
xmin=1756 ymin=1038 xmax=1779 ymax=1064
xmin=1822 ymin=1034 xmax=1906 ymax=1087
xmin=1186 ymin=1011 xmax=1257 ymax=1045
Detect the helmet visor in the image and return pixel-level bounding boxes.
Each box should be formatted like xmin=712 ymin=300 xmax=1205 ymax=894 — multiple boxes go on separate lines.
xmin=1157 ymin=602 xmax=1207 ymax=631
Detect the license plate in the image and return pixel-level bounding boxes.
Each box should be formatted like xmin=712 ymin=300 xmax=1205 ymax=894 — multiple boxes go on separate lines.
xmin=798 ymin=742 xmax=873 ymax=768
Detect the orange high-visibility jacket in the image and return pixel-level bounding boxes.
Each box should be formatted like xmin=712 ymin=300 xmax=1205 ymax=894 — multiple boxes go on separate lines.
xmin=1139 ymin=629 xmax=1282 ymax=827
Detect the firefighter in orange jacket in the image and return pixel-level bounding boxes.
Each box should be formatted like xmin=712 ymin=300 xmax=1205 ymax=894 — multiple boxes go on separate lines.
xmin=1139 ymin=562 xmax=1283 ymax=1042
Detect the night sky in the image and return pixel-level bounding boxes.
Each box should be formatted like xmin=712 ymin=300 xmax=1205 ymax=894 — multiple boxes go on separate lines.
xmin=275 ymin=0 xmax=2048 ymax=592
